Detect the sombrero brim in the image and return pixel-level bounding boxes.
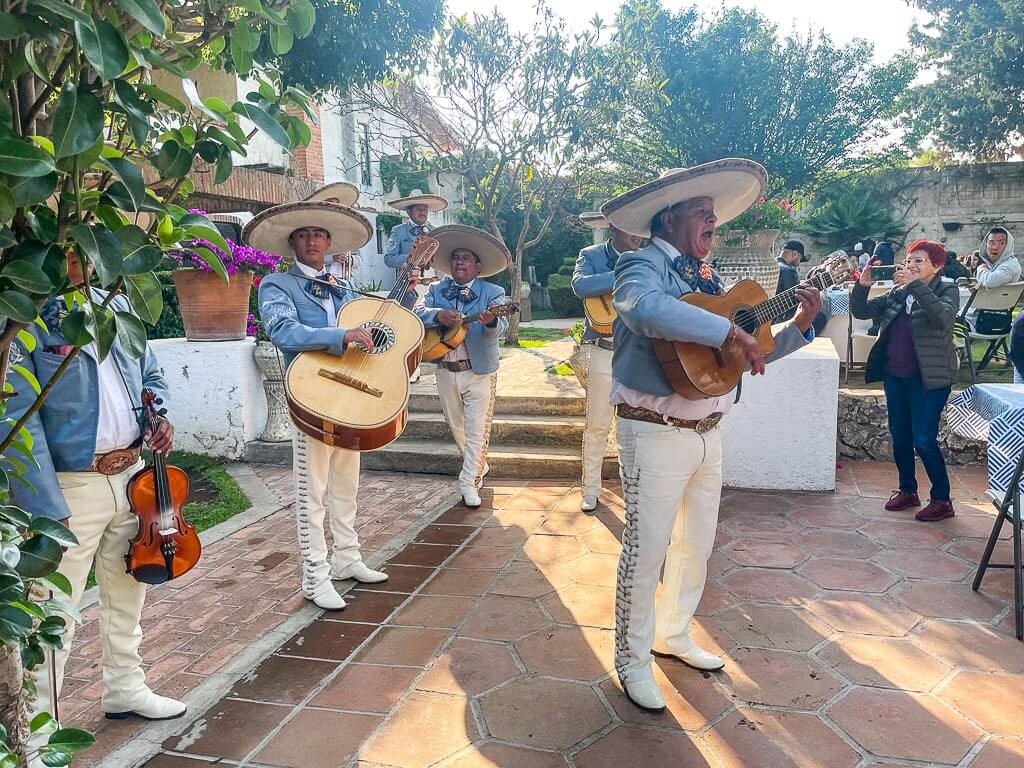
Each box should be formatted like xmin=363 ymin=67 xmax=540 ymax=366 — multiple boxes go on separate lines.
xmin=387 ymin=194 xmax=449 ymax=213
xmin=579 ymin=211 xmax=607 ymax=229
xmin=242 ymin=201 xmax=372 ymax=257
xmin=305 ymin=182 xmax=359 ymax=207
xmin=429 ymin=224 xmax=510 ymax=279
xmin=601 ymin=159 xmax=767 ymax=238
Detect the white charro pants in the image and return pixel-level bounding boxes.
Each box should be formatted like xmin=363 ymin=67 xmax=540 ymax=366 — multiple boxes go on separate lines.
xmin=293 ymin=430 xmax=362 ymax=597
xmin=436 ymin=367 xmax=497 ymax=489
xmin=614 ymin=417 xmax=723 ymax=684
xmin=34 ymin=461 xmax=149 ymax=718
xmin=581 ymin=344 xmax=614 ymax=499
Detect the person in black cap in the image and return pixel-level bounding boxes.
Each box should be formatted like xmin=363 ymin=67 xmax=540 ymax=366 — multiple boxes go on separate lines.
xmin=774 ymin=239 xmax=807 ymax=321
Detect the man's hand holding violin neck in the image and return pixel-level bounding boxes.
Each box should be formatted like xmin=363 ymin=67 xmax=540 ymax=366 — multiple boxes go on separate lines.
xmin=145 ymin=417 xmax=174 ymax=455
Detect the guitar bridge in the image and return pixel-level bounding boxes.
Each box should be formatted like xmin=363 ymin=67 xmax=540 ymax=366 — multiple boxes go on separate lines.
xmin=318 ymin=369 xmax=384 ymax=398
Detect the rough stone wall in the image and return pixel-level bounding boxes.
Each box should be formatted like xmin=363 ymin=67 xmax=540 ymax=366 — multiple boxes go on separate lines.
xmin=837 ymin=388 xmax=987 ymax=466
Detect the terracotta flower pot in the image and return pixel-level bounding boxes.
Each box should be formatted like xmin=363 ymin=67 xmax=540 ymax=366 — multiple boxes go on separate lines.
xmin=172 ymin=269 xmax=253 ymax=341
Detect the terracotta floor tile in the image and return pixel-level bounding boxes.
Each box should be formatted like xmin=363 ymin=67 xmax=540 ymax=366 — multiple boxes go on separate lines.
xmin=434 ymin=506 xmax=495 ymax=526
xmin=913 ymin=619 xmax=1024 ymax=673
xmin=357 ymin=564 xmax=435 ymax=593
xmin=278 ymin=620 xmax=377 ymax=661
xmin=541 ymin=584 xmax=616 ymax=629
xmin=355 ymin=626 xmax=450 ymax=667
xmin=579 ymin=525 xmax=622 ymax=555
xmin=807 ymin=593 xmax=922 ymax=636
xmin=948 ymin=535 xmax=1017 ymax=563
xmin=792 ymin=529 xmax=880 ymax=558
xmin=479 ymin=677 xmax=610 ymax=750
xmin=722 ymin=514 xmax=803 ymax=541
xmin=390 ymin=595 xmax=476 ymax=629
xmin=600 ymin=664 xmax=732 ymax=732
xmin=421 ymin=568 xmax=495 ymax=596
xmin=326 ymin=590 xmax=408 ymax=624
xmin=788 ymin=506 xmax=866 ymax=529
xmin=720 ymin=539 xmax=810 ymax=569
xmin=442 ymin=742 xmax=565 ymax=768
xmin=893 ymin=581 xmax=1006 ymax=622
xmin=714 ymin=604 xmax=831 ymax=651
xmin=503 ymin=491 xmax=565 ymax=511
xmin=706 ymin=708 xmax=859 ymax=768
xmin=938 ymin=671 xmax=1024 ymax=733
xmin=719 ymin=568 xmax=818 ymax=605
xmin=253 ymin=708 xmax=381 ymax=767
xmin=483 ymin=508 xmax=547 ymax=532
xmin=390 ymin=543 xmax=459 ymax=568
xmin=415 ymin=524 xmax=476 ymax=545
xmin=519 ymin=534 xmax=588 ymax=564
xmin=229 ymin=654 xmax=336 ymax=704
xmin=163 ymin=698 xmax=289 ymax=760
xmin=445 ymin=546 xmax=516 ymax=570
xmin=536 ymin=512 xmax=603 ymax=536
xmin=860 ymin=520 xmax=953 ymax=549
xmin=720 ymin=492 xmax=792 ymax=518
xmin=694 ymin=580 xmax=738 ymax=615
xmin=490 ymin=562 xmax=568 ymax=599
xmin=797 ymin=557 xmax=899 ymax=593
xmin=871 ymin=548 xmax=972 ymax=581
xmin=416 ymin=638 xmax=520 ymax=696
xmin=818 ymin=635 xmax=951 ymax=691
xmin=575 ymin=725 xmax=715 ymax=768
xmin=516 ymin=625 xmax=614 ymax=682
xmin=720 ymin=647 xmax=842 ymax=709
xmin=459 ymin=594 xmax=550 ymax=642
xmin=828 ymin=688 xmax=981 ymax=764
xmin=139 ymin=757 xmax=212 ymax=767
xmin=362 ymin=691 xmax=476 ymax=768
xmin=971 ymin=736 xmax=1024 ymax=768
xmin=311 ymin=663 xmax=420 ymax=712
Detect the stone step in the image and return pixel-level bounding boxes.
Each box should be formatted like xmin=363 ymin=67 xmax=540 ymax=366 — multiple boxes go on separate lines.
xmin=409 ymin=393 xmax=585 ymax=417
xmin=403 ymin=413 xmax=584 ymax=446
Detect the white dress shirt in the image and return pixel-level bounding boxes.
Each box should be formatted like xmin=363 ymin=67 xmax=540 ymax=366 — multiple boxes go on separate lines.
xmin=295 ymin=260 xmax=336 ymax=317
xmin=443 ymin=278 xmax=477 ymax=363
xmin=89 ymin=345 xmax=142 ymax=453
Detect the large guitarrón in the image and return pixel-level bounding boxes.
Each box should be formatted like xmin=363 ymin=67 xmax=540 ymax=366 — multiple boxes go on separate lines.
xmin=286 ymin=236 xmax=439 ymax=451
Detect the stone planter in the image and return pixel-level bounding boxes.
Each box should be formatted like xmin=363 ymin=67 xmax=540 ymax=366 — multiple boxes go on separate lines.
xmin=712 ymin=228 xmax=781 ymax=295
xmin=569 ymin=343 xmax=589 ymax=390
xmin=172 ymin=269 xmax=253 ymax=341
xmin=253 ymin=341 xmax=291 ymax=442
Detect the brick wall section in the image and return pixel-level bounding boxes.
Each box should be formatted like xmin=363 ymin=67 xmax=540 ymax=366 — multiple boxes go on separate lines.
xmin=289 ymin=104 xmax=324 ymax=185
xmin=187 ymin=165 xmax=319 ymax=213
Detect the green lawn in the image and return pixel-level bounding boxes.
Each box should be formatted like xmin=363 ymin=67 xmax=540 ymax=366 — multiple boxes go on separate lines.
xmin=501 ymin=326 xmax=568 ymax=348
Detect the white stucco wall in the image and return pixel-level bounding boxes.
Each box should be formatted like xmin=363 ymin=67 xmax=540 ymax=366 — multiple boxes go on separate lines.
xmin=722 ymin=338 xmax=840 ymax=491
xmin=151 ymin=338 xmax=266 ymax=459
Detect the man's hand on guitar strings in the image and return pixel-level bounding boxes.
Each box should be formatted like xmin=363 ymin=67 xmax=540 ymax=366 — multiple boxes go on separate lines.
xmin=436 ymin=309 xmax=461 ymax=328
xmin=345 ymin=327 xmax=376 ymax=353
xmin=792 ymin=284 xmax=823 ymax=334
xmin=727 ymin=324 xmax=766 ymax=376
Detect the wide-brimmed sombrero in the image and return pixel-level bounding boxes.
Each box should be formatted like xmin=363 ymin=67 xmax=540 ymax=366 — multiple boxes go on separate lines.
xmin=579 ymin=211 xmax=607 ymax=229
xmin=601 ymin=159 xmax=767 ymax=238
xmin=305 ymin=181 xmax=359 ymax=207
xmin=430 ymin=224 xmax=510 ymax=279
xmin=242 ymin=201 xmax=373 ymax=257
xmin=387 ymin=189 xmax=449 ymax=214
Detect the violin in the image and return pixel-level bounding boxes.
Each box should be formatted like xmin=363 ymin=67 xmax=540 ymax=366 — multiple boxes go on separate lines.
xmin=125 ymin=388 xmax=202 ymax=584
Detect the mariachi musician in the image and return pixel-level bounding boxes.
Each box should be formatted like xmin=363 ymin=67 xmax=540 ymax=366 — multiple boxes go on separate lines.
xmin=415 ymin=225 xmax=511 ymax=508
xmin=384 ymin=189 xmax=449 ymax=290
xmin=246 ymin=200 xmax=408 ymax=610
xmin=304 ymin=182 xmax=363 ymax=282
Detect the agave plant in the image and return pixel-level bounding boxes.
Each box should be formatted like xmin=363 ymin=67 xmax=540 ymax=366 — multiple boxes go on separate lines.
xmin=798 ymin=189 xmax=908 ymax=252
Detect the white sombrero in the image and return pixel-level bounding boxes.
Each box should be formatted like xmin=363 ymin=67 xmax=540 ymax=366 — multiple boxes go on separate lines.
xmin=387 ymin=189 xmax=449 ymax=214
xmin=579 ymin=211 xmax=607 ymax=229
xmin=305 ymin=181 xmax=359 ymax=207
xmin=242 ymin=201 xmax=372 ymax=257
xmin=430 ymin=224 xmax=510 ymax=279
xmin=601 ymin=159 xmax=767 ymax=238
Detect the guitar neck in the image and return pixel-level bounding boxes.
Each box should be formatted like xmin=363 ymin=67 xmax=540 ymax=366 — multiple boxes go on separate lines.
xmin=742 ymin=271 xmax=836 ymax=331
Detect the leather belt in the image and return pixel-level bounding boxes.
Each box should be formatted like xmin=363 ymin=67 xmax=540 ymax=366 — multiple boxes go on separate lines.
xmin=440 ymin=360 xmax=473 ymax=373
xmin=85 ymin=447 xmax=142 ymax=475
xmin=616 ymin=404 xmax=723 ymax=434
xmin=583 ymin=338 xmax=614 ymax=351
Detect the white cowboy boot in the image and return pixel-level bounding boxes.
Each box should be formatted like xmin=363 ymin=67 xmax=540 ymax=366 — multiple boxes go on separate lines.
xmin=461 ymin=485 xmax=482 ymax=508
xmin=621 ymin=668 xmax=666 ymax=712
xmin=308 ymin=580 xmax=346 ymax=611
xmin=332 ymin=561 xmax=388 ymax=583
xmin=652 ymin=642 xmax=725 ymax=671
xmin=103 ymin=686 xmax=187 ymax=720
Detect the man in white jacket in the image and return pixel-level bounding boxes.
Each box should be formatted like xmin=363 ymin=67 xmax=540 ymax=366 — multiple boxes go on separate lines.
xmin=975 ymin=227 xmax=1020 ymax=289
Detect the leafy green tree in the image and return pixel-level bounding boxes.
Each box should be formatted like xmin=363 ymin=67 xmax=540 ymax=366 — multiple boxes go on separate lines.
xmin=0 ymin=0 xmax=316 ymax=762
xmin=587 ymin=1 xmax=916 ymax=192
xmin=903 ymin=0 xmax=1024 ymax=160
xmin=797 ymin=188 xmax=908 ymax=252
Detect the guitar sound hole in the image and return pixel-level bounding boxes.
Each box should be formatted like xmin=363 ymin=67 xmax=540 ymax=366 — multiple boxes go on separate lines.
xmin=358 ymin=321 xmax=396 ymax=355
xmin=733 ymin=308 xmax=760 ymax=335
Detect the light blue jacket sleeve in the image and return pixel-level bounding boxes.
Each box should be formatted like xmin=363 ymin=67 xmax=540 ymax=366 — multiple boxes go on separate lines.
xmin=572 ymin=248 xmax=614 ymax=298
xmin=483 ymin=286 xmax=509 ymax=337
xmin=384 ymin=225 xmax=407 ymax=269
xmin=414 ymin=282 xmax=442 ymax=327
xmin=613 ymin=255 xmax=732 ymax=347
xmin=259 ymin=280 xmax=347 ymax=356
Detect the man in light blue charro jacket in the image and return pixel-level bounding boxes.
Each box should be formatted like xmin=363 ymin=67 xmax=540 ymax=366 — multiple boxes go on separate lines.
xmin=601 ymin=159 xmax=822 ymax=712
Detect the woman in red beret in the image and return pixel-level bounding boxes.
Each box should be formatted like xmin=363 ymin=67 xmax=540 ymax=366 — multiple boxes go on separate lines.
xmin=851 ymin=240 xmax=961 ymax=522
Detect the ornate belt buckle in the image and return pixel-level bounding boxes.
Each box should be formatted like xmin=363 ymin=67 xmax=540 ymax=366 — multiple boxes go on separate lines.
xmin=95 ymin=449 xmax=135 ymax=476
xmin=695 ymin=415 xmax=717 ymax=434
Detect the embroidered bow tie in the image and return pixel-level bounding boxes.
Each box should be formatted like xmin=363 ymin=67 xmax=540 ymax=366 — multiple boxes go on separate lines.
xmin=411 ymin=224 xmax=430 ymax=237
xmin=442 ymin=284 xmax=477 ymax=303
xmin=673 ymin=254 xmax=724 ymax=296
xmin=304 ymin=273 xmax=346 ymax=302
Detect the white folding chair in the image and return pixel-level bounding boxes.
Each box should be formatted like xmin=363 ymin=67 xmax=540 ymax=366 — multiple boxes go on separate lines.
xmin=957 ymin=281 xmax=1024 ymax=384
xmin=845 ymin=284 xmax=890 ymax=383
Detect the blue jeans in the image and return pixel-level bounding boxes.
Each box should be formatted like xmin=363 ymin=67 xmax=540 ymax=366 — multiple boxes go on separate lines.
xmin=884 ymin=376 xmax=952 ymax=501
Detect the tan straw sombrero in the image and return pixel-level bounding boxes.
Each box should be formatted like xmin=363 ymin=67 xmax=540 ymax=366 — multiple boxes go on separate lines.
xmin=242 ymin=201 xmax=372 ymax=257
xmin=387 ymin=189 xmax=449 ymax=214
xmin=601 ymin=159 xmax=767 ymax=238
xmin=579 ymin=211 xmax=607 ymax=229
xmin=305 ymin=181 xmax=359 ymax=207
xmin=430 ymin=224 xmax=510 ymax=279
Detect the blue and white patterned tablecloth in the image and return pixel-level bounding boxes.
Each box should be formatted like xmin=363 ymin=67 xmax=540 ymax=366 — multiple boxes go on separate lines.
xmin=826 ymin=288 xmax=849 ymax=317
xmin=948 ymin=384 xmax=1024 ymax=500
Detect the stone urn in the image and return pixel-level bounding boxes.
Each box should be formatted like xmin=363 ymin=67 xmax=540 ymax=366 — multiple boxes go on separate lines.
xmin=711 ymin=229 xmax=781 ymax=295
xmin=519 ymin=282 xmax=532 ymax=322
xmin=569 ymin=343 xmax=589 ymax=390
xmin=172 ymin=269 xmax=253 ymax=341
xmin=253 ymin=341 xmax=291 ymax=442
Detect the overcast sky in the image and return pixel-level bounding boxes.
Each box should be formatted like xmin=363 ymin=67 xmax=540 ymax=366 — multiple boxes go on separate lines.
xmin=446 ymin=0 xmax=927 ymax=62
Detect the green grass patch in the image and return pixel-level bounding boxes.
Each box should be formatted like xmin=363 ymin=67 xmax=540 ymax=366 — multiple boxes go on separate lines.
xmin=501 ymin=326 xmax=569 ymax=348
xmin=549 ymin=362 xmax=575 ymax=376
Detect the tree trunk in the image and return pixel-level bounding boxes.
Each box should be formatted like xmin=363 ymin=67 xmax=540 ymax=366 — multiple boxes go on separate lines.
xmin=507 ymin=256 xmax=522 ymax=346
xmin=0 ymin=643 xmax=29 ymax=766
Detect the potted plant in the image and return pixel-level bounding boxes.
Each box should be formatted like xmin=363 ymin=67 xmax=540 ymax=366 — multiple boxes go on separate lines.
xmin=713 ymin=197 xmax=799 ymax=294
xmin=565 ymin=320 xmax=589 ymax=389
xmin=248 ymin=313 xmax=292 ymax=442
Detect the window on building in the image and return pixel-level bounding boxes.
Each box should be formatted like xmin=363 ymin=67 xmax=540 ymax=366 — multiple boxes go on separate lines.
xmin=359 ymin=124 xmax=372 ymax=186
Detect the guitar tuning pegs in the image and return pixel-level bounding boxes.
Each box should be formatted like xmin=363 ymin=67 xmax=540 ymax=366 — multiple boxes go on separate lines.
xmin=158 ymin=408 xmax=168 ymax=417
xmin=155 ymin=398 xmax=164 ymax=405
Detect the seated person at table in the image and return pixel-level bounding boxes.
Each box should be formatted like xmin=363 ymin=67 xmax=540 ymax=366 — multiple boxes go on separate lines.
xmin=851 ymin=240 xmax=959 ymax=523
xmin=943 ymin=250 xmax=970 ymax=281
xmin=966 ymin=227 xmax=1020 ymax=333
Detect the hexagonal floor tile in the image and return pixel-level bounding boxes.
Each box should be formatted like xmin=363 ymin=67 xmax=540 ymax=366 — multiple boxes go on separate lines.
xmin=417 ymin=638 xmax=520 ymax=696
xmin=574 ymin=725 xmax=714 ymax=768
xmin=490 ymin=562 xmax=570 ymax=599
xmin=938 ymin=671 xmax=1024 ymax=733
xmin=441 ymin=742 xmax=566 ymax=768
xmin=536 ymin=512 xmax=603 ymax=536
xmin=871 ymin=548 xmax=972 ymax=581
xmin=720 ymin=492 xmax=792 ymax=519
xmin=541 ymin=584 xmax=616 ymax=629
xmin=459 ymin=595 xmax=550 ymax=642
xmin=479 ymin=677 xmax=610 ymax=750
xmin=788 ymin=506 xmax=866 ymax=529
xmin=859 ymin=520 xmax=952 ymax=549
xmin=722 ymin=515 xmax=803 ymax=541
xmin=797 ymin=558 xmax=898 ymax=593
xmin=793 ymin=529 xmax=880 ymax=559
xmin=561 ymin=552 xmax=619 ymax=588
xmin=361 ymin=691 xmax=477 ymax=768
xmin=719 ymin=647 xmax=842 ymax=709
xmin=719 ymin=568 xmax=818 ymax=605
xmin=705 ymin=708 xmax=859 ymax=768
xmin=893 ymin=581 xmax=1006 ymax=622
xmin=518 ymin=534 xmax=589 ymax=565
xmin=720 ymin=539 xmax=810 ymax=569
xmin=714 ymin=604 xmax=831 ymax=652
xmin=579 ymin=526 xmax=622 ymax=555
xmin=827 ymin=688 xmax=981 ymax=764
xmin=971 ymin=737 xmax=1024 ymax=768
xmin=694 ymin=580 xmax=739 ymax=616
xmin=817 ymin=635 xmax=951 ymax=691
xmin=807 ymin=593 xmax=922 ymax=636
xmin=515 ymin=625 xmax=614 ymax=682
xmin=912 ymin=619 xmax=1024 ymax=674
xmin=599 ymin=663 xmax=732 ymax=732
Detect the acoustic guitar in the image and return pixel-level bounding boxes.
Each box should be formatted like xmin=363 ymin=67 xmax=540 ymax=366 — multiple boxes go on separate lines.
xmin=583 ymin=294 xmax=615 ymax=335
xmin=286 ymin=236 xmax=439 ymax=451
xmin=655 ymin=254 xmax=855 ymax=400
xmin=421 ymin=302 xmax=520 ymax=362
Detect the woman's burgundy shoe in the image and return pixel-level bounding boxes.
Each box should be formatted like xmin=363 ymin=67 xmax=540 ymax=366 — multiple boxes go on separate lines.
xmin=916 ymin=499 xmax=955 ymax=522
xmin=885 ymin=490 xmax=921 ymax=511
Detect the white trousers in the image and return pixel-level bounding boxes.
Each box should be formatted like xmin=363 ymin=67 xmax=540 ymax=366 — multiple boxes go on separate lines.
xmin=293 ymin=430 xmax=362 ymax=597
xmin=613 ymin=417 xmax=723 ymax=684
xmin=436 ymin=367 xmax=497 ymax=489
xmin=35 ymin=461 xmax=148 ymax=717
xmin=581 ymin=345 xmax=614 ymax=498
